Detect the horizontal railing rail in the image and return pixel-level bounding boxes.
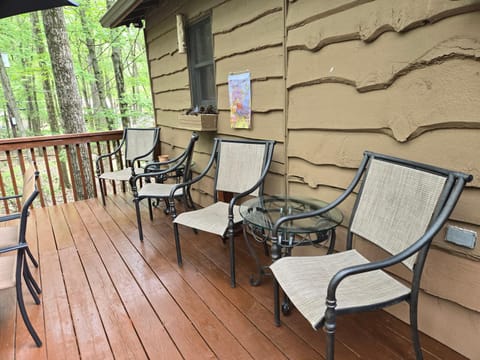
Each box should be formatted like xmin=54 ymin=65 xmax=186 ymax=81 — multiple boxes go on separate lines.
xmin=0 ymin=130 xmax=124 ymax=214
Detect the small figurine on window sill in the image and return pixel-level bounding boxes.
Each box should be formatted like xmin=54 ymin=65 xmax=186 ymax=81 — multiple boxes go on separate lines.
xmin=185 ymin=105 xmax=218 ymax=115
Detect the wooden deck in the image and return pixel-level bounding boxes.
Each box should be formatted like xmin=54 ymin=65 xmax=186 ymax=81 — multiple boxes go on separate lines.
xmin=0 ymin=193 xmax=467 ymax=359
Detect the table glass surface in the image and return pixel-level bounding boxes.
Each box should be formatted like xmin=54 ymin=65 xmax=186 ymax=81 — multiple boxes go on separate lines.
xmin=239 ymin=195 xmax=343 ymax=234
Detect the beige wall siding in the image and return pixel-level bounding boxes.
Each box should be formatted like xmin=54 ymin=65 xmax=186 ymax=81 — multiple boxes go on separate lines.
xmin=286 ymin=0 xmax=479 ymax=49
xmin=145 ymin=0 xmax=286 ymax=207
xmin=286 ymin=1 xmax=480 ymax=358
xmin=144 ymin=0 xmax=479 ymax=357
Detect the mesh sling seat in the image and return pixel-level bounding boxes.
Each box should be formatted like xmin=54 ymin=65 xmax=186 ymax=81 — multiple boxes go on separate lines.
xmin=170 ymin=138 xmax=276 ymax=287
xmin=96 ymin=127 xmax=160 ymax=206
xmin=130 ymin=132 xmax=199 ymax=240
xmin=0 ymin=163 xmax=42 ymax=347
xmin=269 ymin=151 xmax=472 ymax=360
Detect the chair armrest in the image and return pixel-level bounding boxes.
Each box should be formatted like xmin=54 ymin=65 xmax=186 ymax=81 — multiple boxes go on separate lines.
xmin=168 ymin=141 xmax=219 ymax=203
xmin=96 ymin=145 xmax=123 ymax=163
xmin=168 ymin=169 xmax=206 ymax=201
xmin=131 ymin=150 xmax=157 ymax=166
xmin=95 ymin=140 xmax=125 ymax=174
xmin=0 ymin=213 xmax=21 ymax=222
xmin=270 ymin=154 xmax=370 ymax=240
xmin=132 ymin=153 xmax=189 ymax=180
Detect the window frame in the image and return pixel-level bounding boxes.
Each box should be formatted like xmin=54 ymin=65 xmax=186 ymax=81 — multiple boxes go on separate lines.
xmin=186 ymin=15 xmax=217 ymax=109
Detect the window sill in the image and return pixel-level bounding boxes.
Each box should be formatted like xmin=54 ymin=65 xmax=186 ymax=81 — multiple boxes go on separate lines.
xmin=177 ymin=114 xmax=217 ymax=131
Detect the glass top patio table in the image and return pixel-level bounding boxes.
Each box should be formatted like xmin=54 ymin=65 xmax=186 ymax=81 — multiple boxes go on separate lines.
xmin=239 ymin=195 xmax=343 ymax=239
xmin=239 ymin=195 xmax=343 ymax=286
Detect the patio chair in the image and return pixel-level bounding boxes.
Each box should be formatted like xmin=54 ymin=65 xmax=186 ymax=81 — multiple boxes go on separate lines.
xmin=170 ymin=138 xmax=276 ymax=287
xmin=269 ymin=151 xmax=472 ymax=360
xmin=130 ymin=132 xmax=199 ymax=240
xmin=96 ymin=127 xmax=160 ymax=206
xmin=0 ymin=162 xmax=42 ymax=347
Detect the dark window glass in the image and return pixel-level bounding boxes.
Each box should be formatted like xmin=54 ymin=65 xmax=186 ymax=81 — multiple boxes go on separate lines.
xmin=187 ymin=17 xmax=216 ymax=108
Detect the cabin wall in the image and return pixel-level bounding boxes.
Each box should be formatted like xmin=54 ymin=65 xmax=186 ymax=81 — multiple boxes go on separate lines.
xmin=145 ymin=0 xmax=286 ymax=207
xmin=286 ymin=1 xmax=480 ymax=358
xmin=143 ymin=0 xmax=480 ymax=357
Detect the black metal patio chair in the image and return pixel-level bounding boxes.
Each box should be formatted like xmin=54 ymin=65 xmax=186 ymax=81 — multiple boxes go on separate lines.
xmin=269 ymin=151 xmax=472 ymax=360
xmin=96 ymin=127 xmax=160 ymax=206
xmin=170 ymin=138 xmax=276 ymax=287
xmin=130 ymin=132 xmax=199 ymax=240
xmin=0 ymin=162 xmax=42 ymax=347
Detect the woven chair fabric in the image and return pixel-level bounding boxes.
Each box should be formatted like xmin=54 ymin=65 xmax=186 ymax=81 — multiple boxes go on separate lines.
xmin=125 ymin=128 xmax=158 ymax=161
xmin=138 ymin=183 xmax=183 ymax=198
xmin=0 ymin=226 xmax=18 ymax=248
xmin=216 ymin=142 xmax=266 ymax=196
xmin=0 ymin=255 xmax=17 ymax=289
xmin=174 ymin=201 xmax=242 ymax=236
xmin=350 ymin=159 xmax=446 ymax=269
xmin=22 ymin=164 xmax=36 ymax=205
xmin=270 ymin=250 xmax=410 ymax=329
xmin=99 ymin=167 xmax=144 ymax=181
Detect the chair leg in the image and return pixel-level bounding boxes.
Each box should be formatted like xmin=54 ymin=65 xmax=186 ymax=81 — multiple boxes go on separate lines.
xmin=99 ymin=179 xmax=106 ymax=206
xmin=26 ymin=266 xmax=42 ymax=295
xmin=16 ymin=256 xmax=42 ymax=347
xmin=26 ymin=247 xmax=38 ymax=268
xmin=173 ymin=223 xmax=183 ymax=266
xmin=186 ymin=187 xmax=196 ymax=210
xmin=410 ymin=298 xmax=423 ymax=360
xmin=325 ymin=305 xmax=336 ymax=360
xmin=273 ymin=279 xmax=281 ymax=326
xmin=148 ymin=198 xmax=153 ymax=221
xmin=163 ymin=199 xmax=170 ymax=214
xmin=229 ymin=232 xmax=236 ymax=288
xmin=23 ymin=262 xmax=41 ymax=305
xmin=326 ymin=330 xmax=335 ymax=360
xmin=23 ymin=270 xmax=41 ymax=305
xmin=181 ymin=195 xmax=189 ymax=213
xmin=134 ymin=199 xmax=144 ymax=241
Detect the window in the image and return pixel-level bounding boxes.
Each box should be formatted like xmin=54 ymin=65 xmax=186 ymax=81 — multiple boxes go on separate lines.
xmin=186 ymin=16 xmax=216 ymax=109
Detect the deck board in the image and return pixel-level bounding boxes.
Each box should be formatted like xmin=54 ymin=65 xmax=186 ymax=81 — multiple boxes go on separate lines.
xmin=0 ymin=194 xmax=468 ymax=359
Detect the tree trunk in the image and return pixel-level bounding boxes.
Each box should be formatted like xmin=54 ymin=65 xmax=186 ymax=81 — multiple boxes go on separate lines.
xmin=3 ymin=107 xmax=11 ymax=137
xmin=76 ymin=51 xmax=94 ymax=129
xmin=21 ymin=57 xmax=41 ymax=135
xmin=106 ymin=0 xmax=130 ymax=129
xmin=112 ymin=43 xmax=130 ymax=128
xmin=42 ymin=7 xmax=94 ymax=199
xmin=31 ymin=12 xmax=59 ymax=134
xmin=0 ymin=55 xmax=26 ymax=137
xmin=79 ymin=5 xmax=115 ymax=130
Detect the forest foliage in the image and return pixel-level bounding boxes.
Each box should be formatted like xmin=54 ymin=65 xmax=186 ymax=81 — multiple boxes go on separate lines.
xmin=0 ymin=2 xmax=153 ymax=139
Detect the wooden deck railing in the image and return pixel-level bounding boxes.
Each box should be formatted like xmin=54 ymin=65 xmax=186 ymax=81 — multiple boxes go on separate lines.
xmin=0 ymin=130 xmax=124 ymax=214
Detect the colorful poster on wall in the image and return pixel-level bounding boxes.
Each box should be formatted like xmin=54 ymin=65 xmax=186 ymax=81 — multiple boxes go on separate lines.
xmin=228 ymin=71 xmax=251 ymax=129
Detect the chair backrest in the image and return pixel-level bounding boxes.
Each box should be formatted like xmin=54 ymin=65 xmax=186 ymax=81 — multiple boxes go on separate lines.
xmin=349 ymin=154 xmax=468 ymax=269
xmin=124 ymin=128 xmax=160 ymax=162
xmin=179 ymin=132 xmax=199 ymax=183
xmin=21 ymin=164 xmax=37 ymax=206
xmin=215 ymin=139 xmax=275 ymax=197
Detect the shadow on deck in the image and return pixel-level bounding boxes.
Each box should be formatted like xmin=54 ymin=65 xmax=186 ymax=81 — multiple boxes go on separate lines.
xmin=0 ymin=193 xmax=467 ymax=359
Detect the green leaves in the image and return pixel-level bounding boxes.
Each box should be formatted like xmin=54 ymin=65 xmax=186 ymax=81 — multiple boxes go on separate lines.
xmin=0 ymin=4 xmax=152 ymax=137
